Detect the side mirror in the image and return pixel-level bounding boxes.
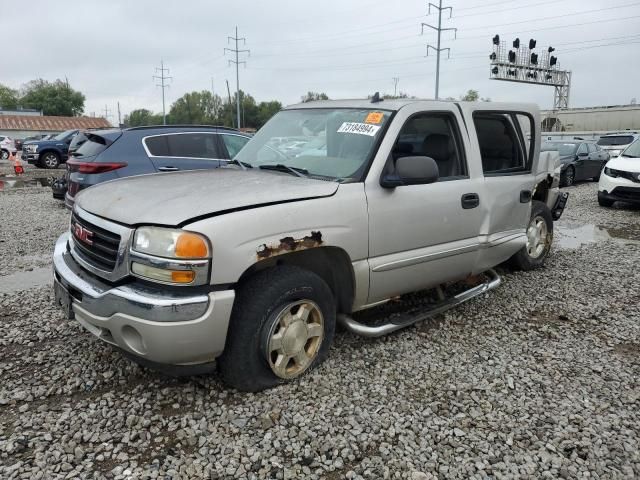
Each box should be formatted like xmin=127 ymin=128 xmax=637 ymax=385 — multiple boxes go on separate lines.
xmin=380 ymin=156 xmax=439 ymax=188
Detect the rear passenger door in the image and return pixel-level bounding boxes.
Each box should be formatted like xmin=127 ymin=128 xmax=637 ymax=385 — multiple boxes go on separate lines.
xmin=460 ymin=105 xmax=537 ymax=270
xmin=144 ymin=132 xmax=226 ymax=172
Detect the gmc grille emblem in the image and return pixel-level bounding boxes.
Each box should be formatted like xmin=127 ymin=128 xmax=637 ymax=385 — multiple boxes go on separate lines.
xmin=73 ymin=223 xmax=94 ymax=246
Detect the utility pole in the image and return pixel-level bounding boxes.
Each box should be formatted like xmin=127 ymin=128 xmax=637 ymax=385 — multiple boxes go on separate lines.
xmin=153 ymin=59 xmax=172 ymax=125
xmin=103 ymin=105 xmax=111 ymax=123
xmin=392 ymin=77 xmax=399 ymax=97
xmin=421 ymin=1 xmax=457 ymax=100
xmin=117 ymin=101 xmax=122 ymax=127
xmin=224 ymin=27 xmax=250 ymax=130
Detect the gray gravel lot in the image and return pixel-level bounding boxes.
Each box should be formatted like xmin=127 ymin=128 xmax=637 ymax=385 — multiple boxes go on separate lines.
xmin=0 ymin=180 xmax=639 ymax=479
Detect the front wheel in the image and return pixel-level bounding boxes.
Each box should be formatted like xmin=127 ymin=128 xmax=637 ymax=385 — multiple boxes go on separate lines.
xmin=0 ymin=149 xmax=8 ymax=160
xmin=561 ymin=166 xmax=575 ymax=187
xmin=40 ymin=152 xmax=60 ymax=169
xmin=218 ymin=265 xmax=336 ymax=392
xmin=509 ymin=200 xmax=553 ymax=271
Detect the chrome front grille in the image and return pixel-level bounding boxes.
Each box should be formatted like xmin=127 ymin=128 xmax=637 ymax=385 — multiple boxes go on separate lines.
xmin=68 ymin=207 xmax=133 ymax=282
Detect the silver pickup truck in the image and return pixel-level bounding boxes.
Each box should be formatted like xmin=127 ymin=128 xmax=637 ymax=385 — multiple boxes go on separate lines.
xmin=53 ymin=99 xmax=568 ymax=391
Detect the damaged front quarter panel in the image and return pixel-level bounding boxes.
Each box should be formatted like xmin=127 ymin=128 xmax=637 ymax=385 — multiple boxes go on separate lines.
xmin=257 ymin=231 xmax=323 ymax=259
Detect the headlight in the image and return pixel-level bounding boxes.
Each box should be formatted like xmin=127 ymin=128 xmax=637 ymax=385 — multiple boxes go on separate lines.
xmin=133 ymin=227 xmax=209 ymax=259
xmin=604 ymin=167 xmax=619 ymax=178
xmin=27 ymin=145 xmax=38 ymax=153
xmin=131 ymin=227 xmax=210 ymax=285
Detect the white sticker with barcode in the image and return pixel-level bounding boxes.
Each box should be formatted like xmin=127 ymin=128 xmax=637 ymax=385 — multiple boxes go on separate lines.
xmin=337 ymin=122 xmax=381 ymax=136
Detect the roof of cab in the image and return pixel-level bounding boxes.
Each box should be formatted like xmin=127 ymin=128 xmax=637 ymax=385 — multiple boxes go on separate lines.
xmin=284 ymin=98 xmax=539 ymax=112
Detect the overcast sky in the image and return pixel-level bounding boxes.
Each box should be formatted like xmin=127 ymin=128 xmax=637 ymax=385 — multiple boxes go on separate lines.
xmin=4 ymin=0 xmax=640 ymax=122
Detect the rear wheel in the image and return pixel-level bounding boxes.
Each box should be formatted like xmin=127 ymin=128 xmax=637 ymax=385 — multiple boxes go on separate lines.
xmin=40 ymin=152 xmax=60 ymax=169
xmin=509 ymin=200 xmax=553 ymax=271
xmin=0 ymin=149 xmax=8 ymax=160
xmin=218 ymin=265 xmax=336 ymax=392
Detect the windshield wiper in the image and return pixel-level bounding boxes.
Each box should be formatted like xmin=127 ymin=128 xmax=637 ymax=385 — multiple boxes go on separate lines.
xmin=259 ymin=164 xmax=309 ymax=178
xmin=621 ymin=154 xmax=633 ymax=157
xmin=227 ymin=159 xmax=253 ymax=170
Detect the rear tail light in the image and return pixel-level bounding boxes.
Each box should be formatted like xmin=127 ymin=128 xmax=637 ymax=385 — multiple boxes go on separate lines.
xmin=67 ymin=160 xmax=127 ymax=174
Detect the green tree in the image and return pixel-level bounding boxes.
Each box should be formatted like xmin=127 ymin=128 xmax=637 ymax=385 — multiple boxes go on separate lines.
xmin=301 ymin=92 xmax=329 ymax=103
xmin=168 ymin=91 xmax=221 ymax=124
xmin=0 ymin=84 xmax=19 ymax=109
xmin=459 ymin=89 xmax=491 ymax=102
xmin=20 ymin=79 xmax=85 ymax=116
xmin=255 ymin=100 xmax=282 ymax=128
xmin=124 ymin=109 xmax=163 ymax=127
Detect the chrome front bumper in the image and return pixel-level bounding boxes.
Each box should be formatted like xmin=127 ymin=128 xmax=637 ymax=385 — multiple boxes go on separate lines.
xmin=53 ymin=232 xmax=235 ymax=365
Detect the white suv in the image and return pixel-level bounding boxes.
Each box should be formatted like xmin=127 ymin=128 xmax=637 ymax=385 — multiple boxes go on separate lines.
xmin=0 ymin=136 xmax=17 ymax=160
xmin=598 ymin=140 xmax=640 ymax=207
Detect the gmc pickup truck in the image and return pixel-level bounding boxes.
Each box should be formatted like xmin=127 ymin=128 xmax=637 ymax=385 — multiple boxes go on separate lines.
xmin=53 ymin=99 xmax=568 ymax=391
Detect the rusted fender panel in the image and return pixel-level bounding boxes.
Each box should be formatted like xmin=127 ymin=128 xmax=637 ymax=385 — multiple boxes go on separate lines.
xmin=257 ymin=231 xmax=323 ymax=259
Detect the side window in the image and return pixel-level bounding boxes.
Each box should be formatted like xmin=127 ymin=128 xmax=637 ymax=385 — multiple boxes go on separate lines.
xmin=221 ymin=134 xmax=250 ymax=158
xmin=144 ymin=135 xmax=170 ymax=156
xmin=586 ymin=143 xmax=596 ymax=154
xmin=474 ymin=113 xmax=529 ymax=175
xmin=577 ymin=143 xmax=588 ymax=155
xmin=392 ymin=113 xmax=467 ymax=180
xmin=167 ymin=133 xmax=221 ymax=159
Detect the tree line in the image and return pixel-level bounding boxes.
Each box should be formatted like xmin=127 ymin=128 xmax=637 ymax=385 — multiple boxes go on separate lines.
xmin=0 ymin=79 xmax=85 ymax=116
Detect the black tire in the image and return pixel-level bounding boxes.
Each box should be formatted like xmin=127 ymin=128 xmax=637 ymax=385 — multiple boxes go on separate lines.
xmin=561 ymin=166 xmax=575 ymax=187
xmin=40 ymin=151 xmax=60 ymax=169
xmin=218 ymin=265 xmax=336 ymax=392
xmin=509 ymin=200 xmax=553 ymax=271
xmin=598 ymin=193 xmax=614 ymax=208
xmin=0 ymin=149 xmax=8 ymax=160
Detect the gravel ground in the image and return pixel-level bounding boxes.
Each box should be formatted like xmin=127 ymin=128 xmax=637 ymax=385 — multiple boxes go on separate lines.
xmin=0 ymin=181 xmax=639 ymax=479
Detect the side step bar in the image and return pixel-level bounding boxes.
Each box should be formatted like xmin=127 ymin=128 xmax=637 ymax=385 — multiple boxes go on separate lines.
xmin=338 ymin=269 xmax=501 ymax=338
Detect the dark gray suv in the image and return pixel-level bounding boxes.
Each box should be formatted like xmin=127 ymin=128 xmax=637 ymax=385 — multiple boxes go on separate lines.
xmin=63 ymin=126 xmax=251 ymax=208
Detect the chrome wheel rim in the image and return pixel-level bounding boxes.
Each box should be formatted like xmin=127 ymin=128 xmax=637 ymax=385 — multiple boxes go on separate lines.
xmin=565 ymin=168 xmax=574 ymax=186
xmin=44 ymin=154 xmax=58 ymax=168
xmin=1 ymin=151 xmax=8 ymax=160
xmin=526 ymin=216 xmax=549 ymax=259
xmin=266 ymin=300 xmax=324 ymax=379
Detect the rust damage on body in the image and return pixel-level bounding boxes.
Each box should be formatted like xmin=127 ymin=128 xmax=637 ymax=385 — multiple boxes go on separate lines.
xmin=257 ymin=231 xmax=323 ymax=259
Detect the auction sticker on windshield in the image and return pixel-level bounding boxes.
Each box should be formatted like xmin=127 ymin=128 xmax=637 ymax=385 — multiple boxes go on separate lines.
xmin=338 ymin=122 xmax=381 ymax=136
xmin=365 ymin=112 xmax=384 ymax=124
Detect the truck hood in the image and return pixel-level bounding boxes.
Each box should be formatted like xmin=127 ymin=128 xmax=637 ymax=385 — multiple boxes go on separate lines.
xmin=605 ymin=156 xmax=640 ymax=172
xmin=75 ymin=168 xmax=339 ymax=227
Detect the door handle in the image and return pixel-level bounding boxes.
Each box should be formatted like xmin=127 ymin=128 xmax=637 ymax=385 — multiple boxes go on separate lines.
xmin=158 ymin=166 xmax=179 ymax=172
xmin=520 ymin=190 xmax=532 ymax=203
xmin=461 ymin=193 xmax=479 ymax=209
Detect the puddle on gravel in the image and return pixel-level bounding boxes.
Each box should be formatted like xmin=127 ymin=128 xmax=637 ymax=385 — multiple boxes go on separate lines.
xmin=0 ymin=267 xmax=52 ymax=294
xmin=555 ymin=223 xmax=640 ymax=249
xmin=0 ymin=176 xmax=54 ymax=190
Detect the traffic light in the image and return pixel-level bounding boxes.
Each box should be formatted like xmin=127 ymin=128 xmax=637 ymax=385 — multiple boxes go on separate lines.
xmin=529 ymin=39 xmax=537 ymax=49
xmin=545 ymin=74 xmax=553 ymax=80
xmin=550 ymin=56 xmax=557 ymax=66
xmin=508 ymin=69 xmax=517 ymax=76
xmin=493 ymin=34 xmax=500 ymax=45
xmin=492 ymin=66 xmax=499 ymax=74
xmin=489 ymin=52 xmax=497 ymax=60
xmin=530 ymin=53 xmax=538 ymax=65
xmin=508 ymin=50 xmax=516 ymax=62
xmin=513 ymin=38 xmax=520 ymax=48
xmin=548 ymin=46 xmax=555 ymax=53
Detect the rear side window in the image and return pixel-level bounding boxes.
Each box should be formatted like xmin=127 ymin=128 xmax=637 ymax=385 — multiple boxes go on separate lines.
xmin=74 ymin=134 xmax=109 ymax=158
xmin=474 ymin=113 xmax=531 ymax=175
xmin=144 ymin=133 xmax=221 ymax=159
xmin=221 ymin=134 xmax=249 ymax=158
xmin=577 ymin=143 xmax=588 ymax=155
xmin=587 ymin=143 xmax=596 ymax=154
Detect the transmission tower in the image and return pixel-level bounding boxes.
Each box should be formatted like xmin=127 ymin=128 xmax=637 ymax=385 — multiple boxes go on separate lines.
xmin=553 ymin=70 xmax=571 ymax=110
xmin=421 ymin=0 xmax=457 ymax=100
xmin=153 ymin=60 xmax=172 ymax=125
xmin=225 ymin=27 xmax=250 ymax=130
xmin=392 ymin=77 xmax=399 ymax=97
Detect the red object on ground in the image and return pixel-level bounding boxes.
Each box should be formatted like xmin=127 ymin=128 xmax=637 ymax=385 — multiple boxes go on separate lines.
xmin=11 ymin=152 xmax=24 ymax=175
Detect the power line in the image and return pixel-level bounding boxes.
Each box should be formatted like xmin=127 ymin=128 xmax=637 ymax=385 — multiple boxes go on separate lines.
xmin=153 ymin=59 xmax=172 ymax=125
xmin=224 ymin=26 xmax=250 ymax=130
xmin=102 ymin=105 xmax=111 ymax=123
xmin=422 ymin=0 xmax=457 ymax=99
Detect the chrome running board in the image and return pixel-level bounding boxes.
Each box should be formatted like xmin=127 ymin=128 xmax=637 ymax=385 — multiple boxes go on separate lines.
xmin=338 ymin=269 xmax=501 ymax=338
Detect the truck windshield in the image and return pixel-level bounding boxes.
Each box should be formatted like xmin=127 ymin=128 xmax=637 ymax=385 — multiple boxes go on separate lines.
xmin=541 ymin=142 xmax=578 ymax=156
xmin=53 ymin=130 xmax=76 ymax=141
xmin=234 ymin=108 xmax=391 ymax=182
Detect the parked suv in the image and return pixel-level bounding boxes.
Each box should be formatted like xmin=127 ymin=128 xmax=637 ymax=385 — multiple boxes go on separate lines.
xmin=22 ymin=129 xmax=79 ymax=168
xmin=63 ymin=125 xmax=251 ymax=208
xmin=596 ymin=133 xmax=640 ymax=159
xmin=598 ymin=139 xmax=640 ymax=207
xmin=53 ymin=99 xmax=567 ymax=391
xmin=0 ymin=136 xmax=17 ymax=160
